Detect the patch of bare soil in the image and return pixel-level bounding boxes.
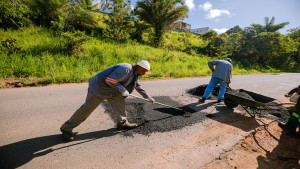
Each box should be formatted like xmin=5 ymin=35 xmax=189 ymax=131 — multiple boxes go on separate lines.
xmin=203 ymin=120 xmax=300 ymax=169
xmin=0 ymin=78 xmax=44 ymax=88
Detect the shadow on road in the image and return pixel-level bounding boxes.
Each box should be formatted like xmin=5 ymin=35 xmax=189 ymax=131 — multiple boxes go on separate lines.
xmin=0 ymin=128 xmax=120 ymax=169
xmin=205 ymin=105 xmax=260 ymax=132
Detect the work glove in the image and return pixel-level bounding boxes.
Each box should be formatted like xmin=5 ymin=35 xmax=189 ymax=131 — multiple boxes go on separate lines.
xmin=121 ymin=90 xmax=130 ymax=97
xmin=147 ymin=97 xmax=155 ymax=104
xmin=285 ymin=93 xmax=291 ymax=97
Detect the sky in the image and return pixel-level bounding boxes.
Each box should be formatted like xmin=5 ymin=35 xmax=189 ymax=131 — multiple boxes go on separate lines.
xmin=96 ymin=0 xmax=300 ymax=34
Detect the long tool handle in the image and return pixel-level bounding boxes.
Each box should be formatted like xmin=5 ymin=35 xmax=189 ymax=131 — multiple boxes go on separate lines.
xmin=129 ymin=94 xmax=184 ymax=112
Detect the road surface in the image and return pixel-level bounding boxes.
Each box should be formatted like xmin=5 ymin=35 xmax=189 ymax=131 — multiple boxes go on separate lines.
xmin=0 ymin=73 xmax=299 ymax=169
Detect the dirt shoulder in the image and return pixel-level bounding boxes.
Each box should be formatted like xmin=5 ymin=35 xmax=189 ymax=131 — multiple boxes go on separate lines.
xmin=202 ymin=96 xmax=300 ymax=169
xmin=203 ymin=120 xmax=300 ymax=169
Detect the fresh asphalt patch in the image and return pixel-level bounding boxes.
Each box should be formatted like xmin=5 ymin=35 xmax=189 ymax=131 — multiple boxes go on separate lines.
xmin=103 ymin=96 xmax=206 ymax=136
xmin=103 ymin=85 xmax=292 ymax=136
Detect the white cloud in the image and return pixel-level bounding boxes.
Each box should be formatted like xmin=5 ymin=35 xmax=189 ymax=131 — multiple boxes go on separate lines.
xmin=213 ymin=28 xmax=229 ymax=34
xmin=198 ymin=2 xmax=231 ymax=21
xmin=199 ymin=2 xmax=212 ymax=11
xmin=185 ymin=0 xmax=195 ymax=11
xmin=206 ymin=9 xmax=230 ymax=19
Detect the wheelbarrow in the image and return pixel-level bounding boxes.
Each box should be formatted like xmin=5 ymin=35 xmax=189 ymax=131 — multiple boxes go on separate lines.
xmin=223 ymin=89 xmax=292 ymax=117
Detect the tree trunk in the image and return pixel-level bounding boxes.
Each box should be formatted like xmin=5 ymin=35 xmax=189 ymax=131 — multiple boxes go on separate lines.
xmin=154 ymin=27 xmax=163 ymax=47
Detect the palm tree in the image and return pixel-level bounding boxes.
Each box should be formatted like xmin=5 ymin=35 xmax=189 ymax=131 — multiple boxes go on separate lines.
xmin=251 ymin=16 xmax=289 ymax=33
xmin=73 ymin=0 xmax=102 ymax=10
xmin=135 ymin=0 xmax=188 ymax=47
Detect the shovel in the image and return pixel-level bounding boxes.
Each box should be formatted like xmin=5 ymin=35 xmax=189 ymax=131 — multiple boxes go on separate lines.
xmin=129 ymin=94 xmax=190 ymax=117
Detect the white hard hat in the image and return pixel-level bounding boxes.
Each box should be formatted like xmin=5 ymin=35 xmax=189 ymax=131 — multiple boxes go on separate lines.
xmin=137 ymin=60 xmax=150 ymax=71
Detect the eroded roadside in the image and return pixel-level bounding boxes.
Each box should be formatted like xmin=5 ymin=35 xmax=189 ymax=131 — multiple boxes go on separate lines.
xmin=203 ymin=120 xmax=300 ymax=169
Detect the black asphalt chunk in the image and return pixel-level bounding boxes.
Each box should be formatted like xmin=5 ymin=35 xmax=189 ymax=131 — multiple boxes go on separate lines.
xmin=226 ymin=89 xmax=275 ymax=103
xmin=226 ymin=89 xmax=290 ymax=123
xmin=102 ymin=96 xmax=205 ymax=136
xmin=187 ymin=84 xmax=220 ymax=100
xmin=188 ymin=85 xmax=291 ymax=123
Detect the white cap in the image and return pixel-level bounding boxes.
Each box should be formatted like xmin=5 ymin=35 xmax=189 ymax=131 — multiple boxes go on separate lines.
xmin=137 ymin=60 xmax=150 ymax=71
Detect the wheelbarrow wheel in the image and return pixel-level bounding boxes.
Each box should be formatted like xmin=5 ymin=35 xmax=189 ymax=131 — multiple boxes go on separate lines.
xmin=224 ymin=96 xmax=239 ymax=108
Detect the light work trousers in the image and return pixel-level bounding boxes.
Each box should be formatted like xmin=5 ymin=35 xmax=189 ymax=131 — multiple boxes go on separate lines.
xmin=61 ymin=88 xmax=126 ymax=132
xmin=202 ymin=77 xmax=227 ymax=100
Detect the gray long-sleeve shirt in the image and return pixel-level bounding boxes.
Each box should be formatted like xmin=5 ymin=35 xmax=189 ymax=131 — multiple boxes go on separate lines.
xmin=208 ymin=60 xmax=232 ymax=83
xmin=89 ymin=63 xmax=149 ymax=98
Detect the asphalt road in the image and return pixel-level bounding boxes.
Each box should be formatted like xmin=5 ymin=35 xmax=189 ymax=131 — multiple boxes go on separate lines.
xmin=0 ymin=73 xmax=299 ymax=169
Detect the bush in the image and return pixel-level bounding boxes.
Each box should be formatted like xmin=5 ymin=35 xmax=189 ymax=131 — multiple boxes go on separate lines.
xmin=0 ymin=0 xmax=31 ymax=29
xmin=232 ymin=32 xmax=298 ymax=68
xmin=160 ymin=31 xmax=205 ymax=55
xmin=1 ymin=38 xmax=24 ymax=55
xmin=63 ymin=4 xmax=98 ymax=32
xmin=62 ymin=31 xmax=89 ymax=57
xmin=24 ymin=0 xmax=67 ymax=28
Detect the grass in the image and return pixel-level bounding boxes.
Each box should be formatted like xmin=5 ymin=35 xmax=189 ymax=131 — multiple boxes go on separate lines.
xmin=0 ymin=27 xmax=298 ymax=87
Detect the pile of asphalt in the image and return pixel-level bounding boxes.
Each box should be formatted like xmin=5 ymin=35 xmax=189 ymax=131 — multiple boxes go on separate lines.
xmin=103 ymin=96 xmax=203 ymax=136
xmin=187 ymin=84 xmax=220 ymax=100
xmin=187 ymin=85 xmax=291 ymax=123
xmin=226 ymin=89 xmax=290 ymax=122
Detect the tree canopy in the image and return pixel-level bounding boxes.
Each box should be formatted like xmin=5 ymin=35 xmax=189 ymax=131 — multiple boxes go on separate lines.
xmin=134 ymin=0 xmax=188 ymax=47
xmin=251 ymin=16 xmax=289 ymax=33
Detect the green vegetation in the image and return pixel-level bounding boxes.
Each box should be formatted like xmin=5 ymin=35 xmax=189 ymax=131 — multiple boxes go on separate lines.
xmin=104 ymin=0 xmax=134 ymax=47
xmin=0 ymin=27 xmax=212 ymax=83
xmin=135 ymin=0 xmax=188 ymax=46
xmin=0 ymin=0 xmax=299 ymax=87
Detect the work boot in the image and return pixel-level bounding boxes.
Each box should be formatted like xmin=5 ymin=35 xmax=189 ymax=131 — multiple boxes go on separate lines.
xmin=60 ymin=127 xmax=78 ymax=142
xmin=278 ymin=122 xmax=297 ymax=133
xmin=199 ymin=98 xmax=206 ymax=103
xmin=217 ymin=99 xmax=224 ymax=103
xmin=117 ymin=120 xmax=137 ymax=130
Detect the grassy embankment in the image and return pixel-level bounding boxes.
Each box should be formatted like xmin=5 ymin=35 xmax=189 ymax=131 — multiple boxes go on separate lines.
xmin=0 ymin=27 xmax=283 ymax=87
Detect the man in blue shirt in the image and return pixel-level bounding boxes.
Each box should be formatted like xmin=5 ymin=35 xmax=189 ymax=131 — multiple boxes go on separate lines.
xmin=60 ymin=60 xmax=154 ymax=141
xmin=199 ymin=58 xmax=233 ymax=103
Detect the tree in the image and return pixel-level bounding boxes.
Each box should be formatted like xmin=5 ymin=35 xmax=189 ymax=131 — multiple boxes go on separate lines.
xmin=24 ymin=0 xmax=68 ymax=28
xmin=198 ymin=30 xmax=227 ymax=56
xmin=130 ymin=21 xmax=151 ymax=43
xmin=288 ymin=27 xmax=300 ymax=40
xmin=224 ymin=32 xmax=243 ymax=55
xmin=73 ymin=0 xmax=102 ymax=10
xmin=134 ymin=0 xmax=188 ymax=47
xmin=251 ymin=16 xmax=289 ymax=33
xmin=287 ymin=27 xmax=300 ymax=65
xmin=0 ymin=0 xmax=31 ymax=29
xmin=205 ymin=33 xmax=227 ymax=56
xmin=199 ymin=30 xmax=218 ymax=40
xmin=104 ymin=0 xmax=134 ymax=47
xmin=225 ymin=25 xmax=242 ymax=34
xmin=63 ymin=4 xmax=98 ymax=31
